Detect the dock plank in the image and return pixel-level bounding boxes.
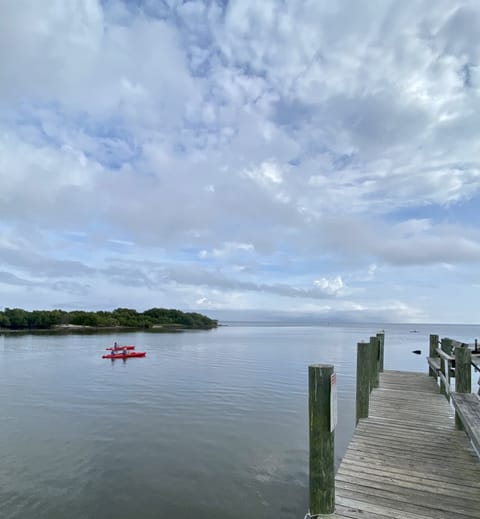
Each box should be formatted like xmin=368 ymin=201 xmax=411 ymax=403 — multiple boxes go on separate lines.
xmin=332 ymin=371 xmax=480 ymax=519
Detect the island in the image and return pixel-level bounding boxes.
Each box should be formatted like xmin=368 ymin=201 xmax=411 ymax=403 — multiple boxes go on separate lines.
xmin=0 ymin=307 xmax=218 ymax=331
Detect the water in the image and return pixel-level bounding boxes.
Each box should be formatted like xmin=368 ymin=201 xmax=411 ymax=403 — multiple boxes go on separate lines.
xmin=0 ymin=322 xmax=478 ymax=519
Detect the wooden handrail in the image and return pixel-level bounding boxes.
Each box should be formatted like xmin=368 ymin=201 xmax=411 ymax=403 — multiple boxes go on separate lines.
xmin=435 ymin=347 xmax=454 ymax=362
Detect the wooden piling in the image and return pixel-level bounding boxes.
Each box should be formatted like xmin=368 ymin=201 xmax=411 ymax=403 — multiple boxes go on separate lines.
xmin=308 ymin=364 xmax=335 ymax=516
xmin=356 ymin=342 xmax=370 ymax=424
xmin=455 ymin=345 xmax=472 ymax=430
xmin=429 ymin=334 xmax=439 ymax=377
xmin=369 ymin=336 xmax=380 ymax=390
xmin=376 ymin=331 xmax=384 ymax=373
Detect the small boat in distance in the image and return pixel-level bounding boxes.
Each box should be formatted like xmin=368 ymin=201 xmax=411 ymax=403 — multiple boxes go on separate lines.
xmin=102 ymin=342 xmax=145 ymax=359
xmin=102 ymin=351 xmax=146 ymax=359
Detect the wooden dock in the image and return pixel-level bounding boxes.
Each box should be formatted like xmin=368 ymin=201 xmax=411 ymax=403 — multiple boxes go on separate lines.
xmin=331 ymin=370 xmax=480 ymax=519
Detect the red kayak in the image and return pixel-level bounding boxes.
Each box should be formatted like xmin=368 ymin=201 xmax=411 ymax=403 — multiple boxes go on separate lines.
xmin=106 ymin=345 xmax=135 ymax=351
xmin=102 ymin=351 xmax=146 ymax=359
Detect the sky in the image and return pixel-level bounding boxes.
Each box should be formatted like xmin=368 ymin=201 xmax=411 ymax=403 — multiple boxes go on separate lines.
xmin=0 ymin=0 xmax=480 ymax=324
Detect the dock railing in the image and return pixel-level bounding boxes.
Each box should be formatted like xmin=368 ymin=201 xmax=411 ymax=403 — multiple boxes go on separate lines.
xmin=307 ymin=331 xmax=480 ymax=517
xmin=427 ymin=334 xmax=480 ymax=452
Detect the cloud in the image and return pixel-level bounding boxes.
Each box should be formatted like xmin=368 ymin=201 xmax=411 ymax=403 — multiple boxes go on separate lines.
xmin=0 ymin=271 xmax=37 ymax=287
xmin=199 ymin=241 xmax=255 ymax=259
xmin=1 ymin=0 xmax=480 ymax=321
xmin=314 ymin=276 xmax=345 ymax=296
xmin=161 ymin=265 xmax=348 ymax=300
xmin=0 ymin=0 xmax=197 ymax=126
xmin=0 ymin=241 xmax=96 ymax=278
xmin=318 ymin=216 xmax=480 ymax=266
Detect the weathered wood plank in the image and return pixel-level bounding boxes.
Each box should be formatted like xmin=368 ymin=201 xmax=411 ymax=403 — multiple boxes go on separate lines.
xmin=352 ymin=429 xmax=472 ymax=452
xmin=335 ymin=501 xmax=434 ymax=519
xmin=359 ymin=414 xmax=456 ymax=433
xmin=332 ymin=370 xmax=480 ymax=519
xmin=342 ymin=448 xmax=480 ymax=480
xmin=343 ymin=445 xmax=480 ymax=474
xmin=336 ymin=489 xmax=475 ymax=519
xmin=348 ymin=436 xmax=477 ymax=460
xmin=334 ymin=504 xmax=394 ymax=519
xmin=338 ymin=458 xmax=480 ymax=492
xmin=336 ymin=479 xmax=480 ymax=516
xmin=336 ymin=466 xmax=480 ymax=503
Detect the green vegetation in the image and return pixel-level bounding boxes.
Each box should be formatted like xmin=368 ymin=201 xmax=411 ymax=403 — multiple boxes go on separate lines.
xmin=0 ymin=307 xmax=218 ymax=331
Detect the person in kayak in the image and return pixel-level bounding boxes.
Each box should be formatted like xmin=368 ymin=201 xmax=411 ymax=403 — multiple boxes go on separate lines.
xmin=114 ymin=341 xmax=118 ymax=349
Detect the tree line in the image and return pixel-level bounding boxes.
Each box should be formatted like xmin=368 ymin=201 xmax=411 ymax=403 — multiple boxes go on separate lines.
xmin=0 ymin=307 xmax=218 ymax=330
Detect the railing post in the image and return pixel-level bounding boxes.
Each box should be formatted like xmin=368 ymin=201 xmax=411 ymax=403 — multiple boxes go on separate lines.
xmin=376 ymin=332 xmax=385 ymax=373
xmin=439 ymin=338 xmax=452 ymax=399
xmin=356 ymin=342 xmax=370 ymax=424
xmin=429 ymin=334 xmax=439 ymax=377
xmin=455 ymin=346 xmax=472 ymax=430
xmin=369 ymin=336 xmax=380 ymax=390
xmin=439 ymin=356 xmax=446 ymax=397
xmin=308 ymin=364 xmax=335 ymax=516
xmin=441 ymin=337 xmax=453 ymax=355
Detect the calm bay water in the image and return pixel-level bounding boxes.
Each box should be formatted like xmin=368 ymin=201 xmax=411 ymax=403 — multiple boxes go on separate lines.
xmin=1 ymin=322 xmax=478 ymax=519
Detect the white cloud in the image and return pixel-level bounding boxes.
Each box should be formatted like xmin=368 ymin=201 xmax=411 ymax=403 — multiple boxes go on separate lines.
xmin=1 ymin=0 xmax=480 ymax=321
xmin=245 ymin=161 xmax=284 ymax=186
xmin=199 ymin=242 xmax=255 ymax=259
xmin=314 ymin=276 xmax=345 ymax=296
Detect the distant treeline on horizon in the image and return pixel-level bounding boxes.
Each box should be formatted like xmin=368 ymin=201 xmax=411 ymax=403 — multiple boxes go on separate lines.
xmin=0 ymin=307 xmax=218 ymax=330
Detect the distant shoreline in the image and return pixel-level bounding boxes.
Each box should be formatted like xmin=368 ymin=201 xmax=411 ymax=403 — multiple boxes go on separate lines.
xmin=0 ymin=324 xmax=216 ymax=335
